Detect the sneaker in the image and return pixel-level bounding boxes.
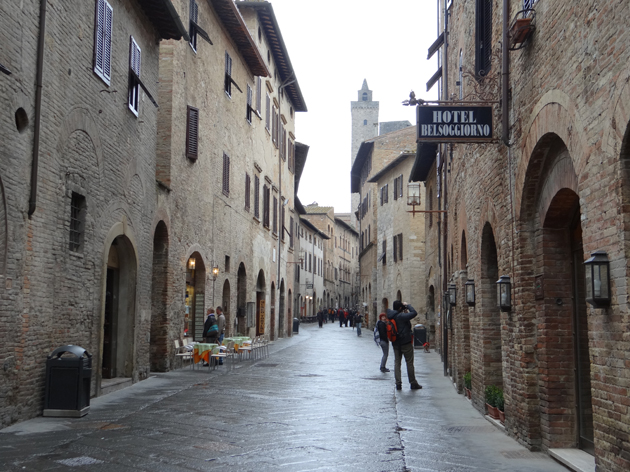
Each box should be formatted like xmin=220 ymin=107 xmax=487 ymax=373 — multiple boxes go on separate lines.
xmin=396 ymin=384 xmax=402 ymax=390
xmin=410 ymin=383 xmax=423 ymax=390
xmin=380 ymin=368 xmax=390 ymax=372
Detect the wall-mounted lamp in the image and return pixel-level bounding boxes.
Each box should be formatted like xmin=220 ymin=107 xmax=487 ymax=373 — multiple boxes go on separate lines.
xmin=496 ymin=275 xmax=511 ymax=312
xmin=212 ymin=264 xmax=220 ymax=281
xmin=448 ymin=283 xmax=457 ymax=306
xmin=188 ymin=257 xmax=196 ymax=270
xmin=465 ymin=279 xmax=475 ymax=306
xmin=585 ymin=250 xmax=610 ymax=308
xmin=407 ymin=182 xmax=421 ymax=205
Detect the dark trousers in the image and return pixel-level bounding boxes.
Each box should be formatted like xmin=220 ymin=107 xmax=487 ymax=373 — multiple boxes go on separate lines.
xmin=393 ymin=342 xmax=417 ymax=386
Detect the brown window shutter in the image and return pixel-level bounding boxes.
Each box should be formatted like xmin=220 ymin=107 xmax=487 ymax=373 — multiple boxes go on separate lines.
xmin=398 ymin=233 xmax=403 ymax=260
xmin=186 ymin=106 xmax=199 ymax=160
xmin=254 ymin=175 xmax=260 ymax=218
xmin=245 ymin=173 xmax=250 ymax=211
xmin=393 ymin=177 xmax=398 ymax=201
xmin=273 ymin=196 xmax=278 ymax=234
xmin=256 ymin=77 xmax=262 ymax=114
xmin=393 ymin=235 xmax=398 ymax=262
xmin=222 ymin=153 xmax=230 ymax=196
xmin=399 ymin=174 xmax=403 ymax=198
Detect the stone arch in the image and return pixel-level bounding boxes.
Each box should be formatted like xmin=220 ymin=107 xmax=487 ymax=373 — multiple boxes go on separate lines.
xmin=185 ymin=252 xmax=206 ymax=341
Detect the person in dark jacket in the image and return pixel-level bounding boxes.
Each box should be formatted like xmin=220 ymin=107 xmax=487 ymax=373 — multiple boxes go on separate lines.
xmin=376 ymin=313 xmax=390 ymax=372
xmin=387 ymin=300 xmax=422 ymax=390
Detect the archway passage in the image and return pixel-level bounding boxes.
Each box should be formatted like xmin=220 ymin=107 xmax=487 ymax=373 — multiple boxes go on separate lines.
xmin=185 ymin=253 xmax=206 ymax=341
xmin=278 ymin=280 xmax=285 ymax=338
xmin=540 ymin=189 xmax=593 ymax=453
xmin=102 ymin=236 xmax=137 ymax=379
xmin=256 ymin=270 xmax=266 ymax=336
xmin=222 ymin=279 xmax=231 ymax=336
xmin=237 ymin=263 xmax=247 ymax=335
xmin=150 ymin=222 xmax=169 ymax=372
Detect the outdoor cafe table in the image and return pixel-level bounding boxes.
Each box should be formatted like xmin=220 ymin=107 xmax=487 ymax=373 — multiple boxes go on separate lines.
xmin=193 ymin=343 xmax=219 ymax=365
xmin=222 ymin=337 xmax=251 ymax=353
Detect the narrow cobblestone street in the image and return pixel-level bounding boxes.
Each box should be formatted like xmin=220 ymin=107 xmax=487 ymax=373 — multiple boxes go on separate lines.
xmin=1 ymin=323 xmax=567 ymax=472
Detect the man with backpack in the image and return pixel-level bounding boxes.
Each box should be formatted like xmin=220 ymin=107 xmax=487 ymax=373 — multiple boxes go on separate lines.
xmin=387 ymin=300 xmax=422 ymax=390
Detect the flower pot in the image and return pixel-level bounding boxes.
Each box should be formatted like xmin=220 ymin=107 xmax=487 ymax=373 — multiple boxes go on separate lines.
xmin=486 ymin=403 xmax=500 ymax=420
xmin=465 ymin=387 xmax=472 ymax=399
xmin=498 ymin=409 xmax=505 ymax=424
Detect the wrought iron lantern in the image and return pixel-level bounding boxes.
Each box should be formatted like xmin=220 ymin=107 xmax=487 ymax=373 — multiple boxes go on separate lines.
xmin=496 ymin=275 xmax=511 ymax=312
xmin=407 ymin=182 xmax=421 ymax=205
xmin=212 ymin=264 xmax=220 ymax=281
xmin=465 ymin=279 xmax=475 ymax=306
xmin=585 ymin=250 xmax=610 ymax=308
xmin=448 ymin=283 xmax=457 ymax=306
xmin=188 ymin=257 xmax=196 ymax=270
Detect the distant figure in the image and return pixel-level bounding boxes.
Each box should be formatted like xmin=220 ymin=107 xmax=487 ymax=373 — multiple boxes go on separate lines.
xmin=355 ymin=312 xmax=363 ymax=337
xmin=387 ymin=301 xmax=422 ymax=391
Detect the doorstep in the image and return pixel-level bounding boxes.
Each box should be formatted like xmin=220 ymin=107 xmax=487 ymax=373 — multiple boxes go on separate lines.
xmin=549 ymin=449 xmax=595 ymax=472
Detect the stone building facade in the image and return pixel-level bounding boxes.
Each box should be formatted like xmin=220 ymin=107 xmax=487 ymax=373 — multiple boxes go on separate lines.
xmin=0 ymin=0 xmax=188 ymax=427
xmin=352 ymin=126 xmax=426 ymax=328
xmin=412 ymin=0 xmax=630 ymax=469
xmin=295 ymin=216 xmax=327 ymax=318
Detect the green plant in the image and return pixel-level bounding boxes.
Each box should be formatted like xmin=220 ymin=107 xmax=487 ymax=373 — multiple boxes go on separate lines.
xmin=464 ymin=372 xmax=472 ymax=390
xmin=485 ymin=385 xmax=502 ymax=407
xmin=496 ymin=388 xmax=504 ymax=412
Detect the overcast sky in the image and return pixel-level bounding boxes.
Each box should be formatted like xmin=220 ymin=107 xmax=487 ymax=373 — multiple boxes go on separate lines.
xmin=268 ymin=0 xmax=439 ymax=213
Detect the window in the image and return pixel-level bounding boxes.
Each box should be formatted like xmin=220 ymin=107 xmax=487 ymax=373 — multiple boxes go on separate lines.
xmin=362 ymin=92 xmax=368 ymax=101
xmin=281 ymin=125 xmax=287 ymax=161
xmin=265 ymin=93 xmax=271 ymax=131
xmin=225 ymin=255 xmax=230 ymax=273
xmin=185 ymin=106 xmax=199 ymax=160
xmin=256 ymin=77 xmax=262 ymax=115
xmin=245 ymin=173 xmax=251 ymax=211
xmin=459 ymin=50 xmax=463 ymax=100
xmin=189 ymin=0 xmax=198 ymax=51
xmin=382 ymin=239 xmax=387 ymax=265
xmin=523 ymin=0 xmax=536 ymax=10
xmin=272 ymin=106 xmax=278 ymax=147
xmin=94 ymin=0 xmax=113 ymax=84
xmin=475 ymin=0 xmax=493 ymax=77
xmin=128 ymin=37 xmax=141 ymax=116
xmin=309 ymin=254 xmax=312 ymax=273
xmin=384 ymin=183 xmax=389 ymax=203
xmin=363 ymin=119 xmax=367 ymax=125
xmin=273 ymin=196 xmax=278 ymax=235
xmin=281 ymin=204 xmax=286 ymax=241
xmin=288 ymin=140 xmax=295 ymax=174
xmin=246 ymin=84 xmax=253 ymax=123
xmin=69 ymin=192 xmax=86 ymax=252
xmin=394 ymin=233 xmax=403 ymax=262
xmin=393 ymin=178 xmax=398 ymax=201
xmin=290 ymin=216 xmax=294 ymax=248
xmin=381 ymin=185 xmax=389 ymax=205
xmin=222 ymin=152 xmax=230 ymax=196
xmin=225 ymin=52 xmax=232 ymax=96
xmin=393 ymin=175 xmax=404 ymax=200
xmin=263 ymin=184 xmax=270 ymax=228
xmin=254 ymin=175 xmax=260 ymax=218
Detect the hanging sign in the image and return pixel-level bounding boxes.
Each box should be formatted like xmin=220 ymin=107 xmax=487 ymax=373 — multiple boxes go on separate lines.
xmin=417 ymin=106 xmax=494 ymax=143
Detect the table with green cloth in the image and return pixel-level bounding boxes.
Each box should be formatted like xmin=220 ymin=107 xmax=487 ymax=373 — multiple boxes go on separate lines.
xmin=222 ymin=337 xmax=251 ymax=351
xmin=193 ymin=343 xmax=219 ymax=364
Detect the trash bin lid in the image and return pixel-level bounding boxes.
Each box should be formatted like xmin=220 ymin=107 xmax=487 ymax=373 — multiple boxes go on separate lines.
xmin=415 ymin=324 xmax=425 ymax=328
xmin=48 ymin=345 xmax=92 ymax=360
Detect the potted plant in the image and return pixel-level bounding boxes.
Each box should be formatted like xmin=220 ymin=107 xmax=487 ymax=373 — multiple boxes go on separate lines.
xmin=496 ymin=388 xmax=505 ymax=424
xmin=464 ymin=372 xmax=472 ymax=399
xmin=485 ymin=385 xmax=501 ymax=420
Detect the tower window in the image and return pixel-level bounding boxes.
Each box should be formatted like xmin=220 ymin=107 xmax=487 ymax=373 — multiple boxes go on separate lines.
xmin=362 ymin=92 xmax=368 ymax=101
xmin=363 ymin=119 xmax=367 ymax=125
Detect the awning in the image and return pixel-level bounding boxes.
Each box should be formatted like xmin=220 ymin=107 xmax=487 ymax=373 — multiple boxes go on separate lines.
xmin=408 ymin=143 xmax=438 ymax=182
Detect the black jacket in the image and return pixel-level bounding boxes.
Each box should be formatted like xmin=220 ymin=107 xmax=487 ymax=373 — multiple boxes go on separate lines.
xmin=376 ymin=320 xmax=388 ymax=342
xmin=386 ymin=304 xmax=418 ymax=345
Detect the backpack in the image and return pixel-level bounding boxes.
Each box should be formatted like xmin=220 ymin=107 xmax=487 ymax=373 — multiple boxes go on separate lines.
xmin=386 ymin=318 xmax=399 ymax=343
xmin=373 ymin=324 xmax=381 ymax=346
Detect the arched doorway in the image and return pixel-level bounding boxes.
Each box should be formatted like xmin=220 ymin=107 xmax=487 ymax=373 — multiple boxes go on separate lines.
xmin=396 ymin=290 xmax=402 ymax=302
xmin=278 ymin=280 xmax=285 ymax=338
xmin=185 ymin=253 xmax=206 ymax=341
xmin=150 ymin=221 xmax=169 ymax=372
xmin=381 ymin=297 xmax=388 ymax=313
xmin=270 ymin=282 xmax=276 ymax=341
xmin=256 ymin=270 xmax=266 ymax=336
xmin=478 ymin=223 xmax=502 ymax=407
xmin=222 ymin=279 xmax=231 ymax=336
xmin=102 ymin=235 xmax=137 ymax=380
xmin=237 ymin=263 xmax=247 ymax=335
xmin=287 ymin=288 xmax=292 ymax=336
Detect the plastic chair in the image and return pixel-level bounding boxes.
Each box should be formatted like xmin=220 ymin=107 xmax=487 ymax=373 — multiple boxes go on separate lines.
xmin=174 ymin=340 xmax=193 ymax=369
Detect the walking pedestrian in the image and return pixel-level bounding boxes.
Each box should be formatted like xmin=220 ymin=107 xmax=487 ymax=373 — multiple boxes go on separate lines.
xmin=387 ymin=301 xmax=422 ymax=390
xmin=216 ymin=306 xmax=226 ymax=365
xmin=317 ymin=309 xmax=324 ymax=328
xmin=339 ymin=308 xmax=344 ymax=328
xmin=355 ymin=311 xmax=363 ymax=336
xmin=375 ymin=313 xmax=390 ymax=372
xmin=344 ymin=309 xmax=349 ymax=327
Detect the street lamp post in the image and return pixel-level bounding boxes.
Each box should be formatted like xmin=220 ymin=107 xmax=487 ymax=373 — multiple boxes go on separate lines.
xmin=212 ymin=263 xmax=219 ymax=305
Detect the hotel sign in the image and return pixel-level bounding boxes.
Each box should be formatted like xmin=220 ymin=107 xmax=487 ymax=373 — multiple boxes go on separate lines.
xmin=417 ymin=106 xmax=494 ymax=143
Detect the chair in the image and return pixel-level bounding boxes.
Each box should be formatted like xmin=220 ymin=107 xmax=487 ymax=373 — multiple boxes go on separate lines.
xmin=261 ymin=335 xmax=270 ymax=358
xmin=174 ymin=340 xmax=193 ymax=369
xmin=238 ymin=339 xmax=253 ymax=361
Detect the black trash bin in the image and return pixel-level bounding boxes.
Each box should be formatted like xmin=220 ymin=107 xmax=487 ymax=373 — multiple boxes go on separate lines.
xmin=293 ymin=317 xmax=300 ymax=334
xmin=44 ymin=345 xmax=92 ymax=417
xmin=413 ymin=324 xmax=427 ymax=349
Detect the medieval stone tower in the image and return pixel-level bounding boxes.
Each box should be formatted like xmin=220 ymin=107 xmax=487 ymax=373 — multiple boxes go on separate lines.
xmin=351 ymin=79 xmax=379 ymax=227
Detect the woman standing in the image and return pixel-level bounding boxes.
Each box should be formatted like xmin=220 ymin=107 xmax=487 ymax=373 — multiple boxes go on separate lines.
xmin=376 ymin=313 xmax=390 ymax=372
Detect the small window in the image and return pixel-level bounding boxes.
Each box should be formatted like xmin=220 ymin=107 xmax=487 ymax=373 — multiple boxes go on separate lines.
xmin=185 ymin=106 xmax=199 ymax=160
xmin=362 ymin=92 xmax=368 ymax=101
xmin=475 ymin=0 xmax=493 ymax=77
xmin=263 ymin=184 xmax=270 ymax=228
xmin=69 ymin=192 xmax=86 ymax=252
xmin=363 ymin=119 xmax=367 ymax=125
xmin=265 ymin=93 xmax=271 ymax=132
xmin=224 ymin=51 xmax=233 ymax=96
xmin=94 ymin=0 xmax=113 ymax=84
xmin=254 ymin=175 xmax=260 ymax=218
xmin=189 ymin=0 xmax=198 ymax=51
xmin=272 ymin=106 xmax=279 ymax=147
xmin=246 ymin=84 xmax=253 ymax=123
xmin=245 ymin=173 xmax=251 ymax=211
xmin=222 ymin=152 xmax=230 ymax=196
xmin=256 ymin=77 xmax=262 ymax=115
xmin=290 ymin=216 xmax=294 ymax=248
xmin=128 ymin=36 xmax=141 ymax=116
xmin=272 ymin=196 xmax=278 ymax=235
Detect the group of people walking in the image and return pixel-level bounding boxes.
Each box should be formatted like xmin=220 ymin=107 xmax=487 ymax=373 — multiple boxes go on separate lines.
xmin=375 ymin=301 xmax=422 ymax=391
xmin=316 ymin=307 xmax=364 ymax=336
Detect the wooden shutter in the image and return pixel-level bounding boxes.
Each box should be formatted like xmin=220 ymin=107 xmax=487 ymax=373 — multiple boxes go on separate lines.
xmin=265 ymin=94 xmax=270 ymax=131
xmin=281 ymin=205 xmax=286 ymax=241
xmin=254 ymin=175 xmax=260 ymax=218
xmin=393 ymin=235 xmax=398 ymax=262
xmin=263 ymin=185 xmax=270 ymax=228
xmin=94 ymin=0 xmax=112 ymax=84
xmin=246 ymin=84 xmax=252 ymax=122
xmin=290 ymin=216 xmax=294 ymax=248
xmin=128 ymin=37 xmax=141 ymax=114
xmin=222 ymin=153 xmax=230 ymax=196
xmin=380 ymin=187 xmax=383 ymax=206
xmin=399 ymin=174 xmax=403 ymax=198
xmin=245 ymin=173 xmax=251 ymax=211
xmin=189 ymin=0 xmax=198 ymax=50
xmin=256 ymin=77 xmax=262 ymax=114
xmin=382 ymin=240 xmax=386 ymax=265
xmin=385 ymin=184 xmax=389 ymax=203
xmin=273 ymin=196 xmax=278 ymax=234
xmin=186 ymin=106 xmax=199 ymax=160
xmin=393 ymin=178 xmax=398 ymax=201
xmin=398 ymin=233 xmax=403 ymax=261
xmin=225 ymin=52 xmax=232 ymax=95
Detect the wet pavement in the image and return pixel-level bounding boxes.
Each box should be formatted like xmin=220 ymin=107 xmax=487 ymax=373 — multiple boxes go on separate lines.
xmin=0 ymin=322 xmax=568 ymax=472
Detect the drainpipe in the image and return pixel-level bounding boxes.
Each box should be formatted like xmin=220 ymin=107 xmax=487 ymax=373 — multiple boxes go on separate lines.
xmin=502 ymin=0 xmax=510 ymax=146
xmin=28 ymin=0 xmax=47 ymax=217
